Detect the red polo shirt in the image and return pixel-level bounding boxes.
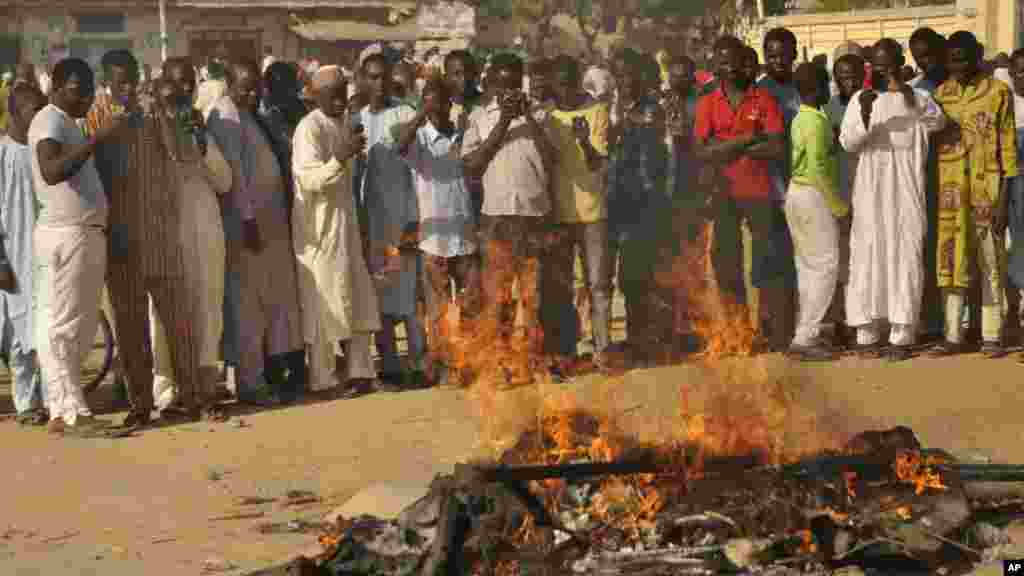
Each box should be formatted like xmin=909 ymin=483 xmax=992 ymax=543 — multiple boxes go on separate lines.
xmin=694 ymin=85 xmax=784 ymax=201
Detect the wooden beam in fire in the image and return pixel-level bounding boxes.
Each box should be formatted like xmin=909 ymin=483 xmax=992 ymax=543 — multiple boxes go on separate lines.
xmin=461 ymin=451 xmax=1024 ymax=485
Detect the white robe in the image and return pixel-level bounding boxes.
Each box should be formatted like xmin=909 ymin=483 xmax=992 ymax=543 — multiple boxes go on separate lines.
xmin=840 ymin=89 xmax=946 ymax=329
xmin=292 ymin=108 xmax=381 ymax=390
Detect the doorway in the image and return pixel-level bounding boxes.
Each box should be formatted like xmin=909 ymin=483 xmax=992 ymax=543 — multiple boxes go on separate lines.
xmin=189 ymin=30 xmax=260 ymax=66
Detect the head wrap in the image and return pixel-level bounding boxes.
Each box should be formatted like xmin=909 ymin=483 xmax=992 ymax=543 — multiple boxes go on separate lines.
xmin=359 ymin=43 xmax=384 ymax=68
xmin=311 ymin=65 xmax=345 ymax=92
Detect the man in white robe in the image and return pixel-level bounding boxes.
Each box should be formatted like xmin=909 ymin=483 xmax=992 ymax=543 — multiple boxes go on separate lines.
xmin=292 ymin=66 xmax=380 ymax=395
xmin=1 ymin=84 xmax=46 ymax=425
xmin=840 ymin=39 xmax=946 ymax=360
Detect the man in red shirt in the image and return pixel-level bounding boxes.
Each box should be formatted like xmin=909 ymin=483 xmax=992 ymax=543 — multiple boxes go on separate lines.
xmin=694 ymin=36 xmax=789 ymax=349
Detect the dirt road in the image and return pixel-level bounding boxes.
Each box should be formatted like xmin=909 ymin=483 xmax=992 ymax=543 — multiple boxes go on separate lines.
xmin=1 ymin=352 xmax=1023 ymax=576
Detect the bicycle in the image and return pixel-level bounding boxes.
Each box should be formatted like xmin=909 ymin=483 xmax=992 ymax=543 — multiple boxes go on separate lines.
xmin=0 ymin=308 xmax=116 ymax=395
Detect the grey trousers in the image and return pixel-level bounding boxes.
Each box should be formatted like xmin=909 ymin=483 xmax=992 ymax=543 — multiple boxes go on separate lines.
xmin=542 ymin=220 xmax=612 ymax=357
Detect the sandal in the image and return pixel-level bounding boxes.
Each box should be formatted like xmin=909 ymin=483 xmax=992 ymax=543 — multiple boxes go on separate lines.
xmin=928 ymin=341 xmax=961 ymax=358
xmin=887 ymin=345 xmax=912 ymax=362
xmin=16 ymin=409 xmax=47 ymax=427
xmin=852 ymin=342 xmax=883 ymax=359
xmin=980 ymin=341 xmax=1007 ymax=359
xmin=201 ymin=405 xmax=229 ymax=422
xmin=338 ymin=379 xmax=374 ymax=399
xmin=120 ymin=411 xmax=151 ymax=429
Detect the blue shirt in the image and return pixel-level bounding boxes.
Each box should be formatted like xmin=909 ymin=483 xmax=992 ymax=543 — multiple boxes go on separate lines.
xmin=758 ymin=76 xmax=801 ymax=201
xmin=608 ymin=95 xmax=671 ymax=240
xmin=0 ymin=136 xmax=36 ymax=350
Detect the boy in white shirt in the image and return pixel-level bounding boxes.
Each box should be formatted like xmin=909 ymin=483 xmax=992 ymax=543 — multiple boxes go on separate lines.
xmin=396 ymin=78 xmax=479 ymax=386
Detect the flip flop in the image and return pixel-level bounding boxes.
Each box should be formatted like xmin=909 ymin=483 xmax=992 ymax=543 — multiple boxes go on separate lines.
xmin=16 ymin=410 xmax=47 ymax=427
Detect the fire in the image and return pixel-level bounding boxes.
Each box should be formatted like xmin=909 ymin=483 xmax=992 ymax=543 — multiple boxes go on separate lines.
xmin=794 ymin=529 xmax=817 ymax=554
xmin=893 ymin=451 xmax=948 ymax=495
xmin=655 ymin=222 xmax=760 ymax=363
xmin=679 ymin=356 xmax=845 ymax=472
xmin=429 ymin=239 xmax=543 ymax=392
xmin=434 ymin=222 xmax=847 ymax=551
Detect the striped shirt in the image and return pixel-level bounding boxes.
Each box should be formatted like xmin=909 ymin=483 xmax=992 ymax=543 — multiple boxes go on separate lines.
xmin=88 ymin=96 xmax=185 ymax=277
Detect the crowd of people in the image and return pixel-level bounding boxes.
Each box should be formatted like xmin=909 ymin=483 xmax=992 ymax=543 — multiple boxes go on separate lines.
xmin=2 ymin=25 xmax=1024 ymax=437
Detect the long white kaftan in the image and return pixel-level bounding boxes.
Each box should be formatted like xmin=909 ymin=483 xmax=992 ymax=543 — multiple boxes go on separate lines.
xmin=0 ymin=136 xmax=43 ymax=414
xmin=359 ymin=102 xmax=419 ymax=317
xmin=840 ymin=89 xmax=946 ymax=333
xmin=0 ymin=136 xmax=37 ymax=352
xmin=293 ymin=109 xmax=381 ymax=390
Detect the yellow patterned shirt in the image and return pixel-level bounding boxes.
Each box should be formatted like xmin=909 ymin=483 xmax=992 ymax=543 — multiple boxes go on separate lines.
xmin=934 ymin=74 xmax=1018 ymax=288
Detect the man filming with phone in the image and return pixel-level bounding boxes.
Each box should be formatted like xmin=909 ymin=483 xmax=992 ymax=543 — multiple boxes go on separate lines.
xmin=460 ymin=53 xmax=559 ymax=384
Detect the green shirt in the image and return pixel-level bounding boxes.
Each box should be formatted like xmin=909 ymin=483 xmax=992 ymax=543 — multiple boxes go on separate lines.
xmin=790 ymin=103 xmax=848 ymax=218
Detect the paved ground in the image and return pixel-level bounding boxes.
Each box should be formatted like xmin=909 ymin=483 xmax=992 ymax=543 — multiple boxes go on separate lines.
xmin=2 ymin=349 xmax=1024 ymax=576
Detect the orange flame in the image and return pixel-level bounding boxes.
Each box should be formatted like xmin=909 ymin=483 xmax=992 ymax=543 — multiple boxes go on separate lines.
xmin=420 ymin=211 xmax=849 ymax=549
xmin=655 ymin=222 xmax=760 ymax=363
xmin=893 ymin=451 xmax=948 ymax=495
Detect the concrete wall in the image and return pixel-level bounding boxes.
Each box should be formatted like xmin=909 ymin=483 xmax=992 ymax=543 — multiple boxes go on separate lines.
xmin=4 ymin=7 xmax=308 ymax=71
xmin=757 ymin=5 xmax=979 ymax=67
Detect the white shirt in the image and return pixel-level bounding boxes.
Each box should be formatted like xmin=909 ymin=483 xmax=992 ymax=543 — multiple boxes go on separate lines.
xmin=993 ymin=68 xmax=1024 ymax=130
xmin=405 ymin=121 xmax=476 ymax=258
xmin=27 ymin=104 xmax=107 ymax=228
xmin=460 ymin=98 xmax=550 ymax=217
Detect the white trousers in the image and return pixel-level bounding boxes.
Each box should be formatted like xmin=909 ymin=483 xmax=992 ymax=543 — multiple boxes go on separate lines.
xmin=856 ymin=322 xmax=916 ymax=346
xmin=34 ymin=225 xmax=107 ymax=425
xmin=149 ymin=295 xmax=176 ymax=411
xmin=784 ymin=183 xmax=839 ymax=347
xmin=307 ymin=330 xmax=377 ymax=391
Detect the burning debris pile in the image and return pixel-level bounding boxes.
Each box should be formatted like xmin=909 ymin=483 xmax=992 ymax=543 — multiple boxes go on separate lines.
xmin=299 ymin=423 xmax=1024 ymax=576
xmin=276 ymin=234 xmax=1024 ymax=576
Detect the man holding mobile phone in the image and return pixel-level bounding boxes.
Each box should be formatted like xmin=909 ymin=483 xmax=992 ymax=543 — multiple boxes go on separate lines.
xmin=460 ymin=52 xmax=558 ymax=385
